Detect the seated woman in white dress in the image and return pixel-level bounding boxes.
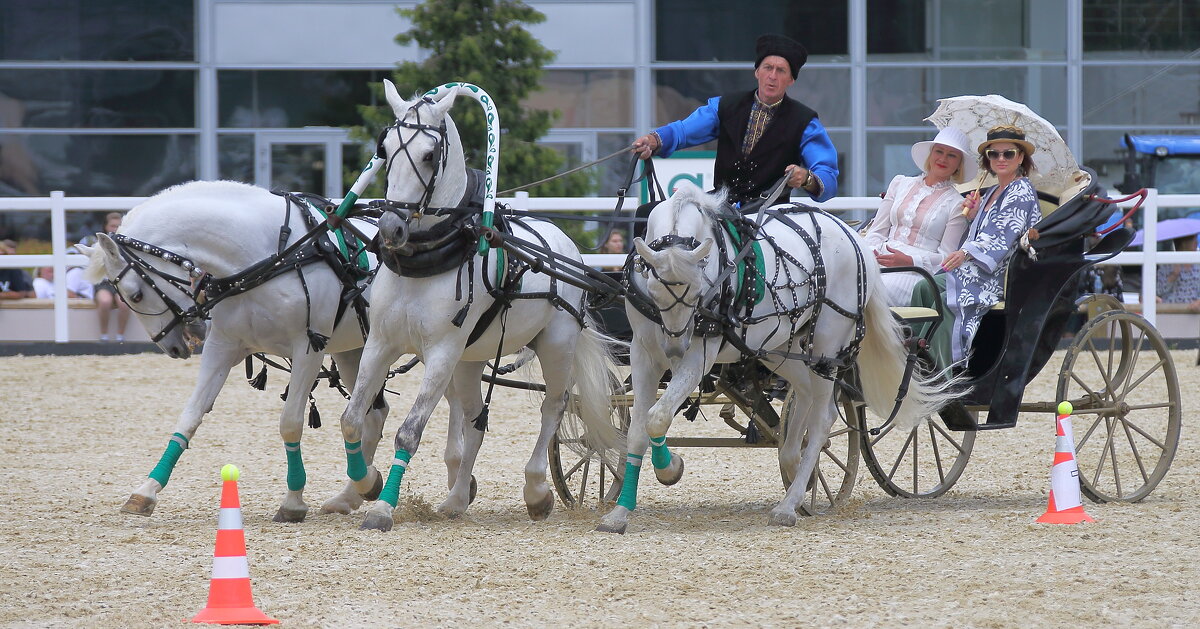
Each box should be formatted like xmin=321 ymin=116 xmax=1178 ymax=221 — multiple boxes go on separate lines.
xmin=864 ymin=127 xmax=976 ymax=305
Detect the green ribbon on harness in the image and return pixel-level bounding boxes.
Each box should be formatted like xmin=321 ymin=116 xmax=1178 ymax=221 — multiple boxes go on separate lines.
xmin=723 ymin=219 xmax=766 ymax=306
xmin=311 ymin=202 xmax=370 ymax=272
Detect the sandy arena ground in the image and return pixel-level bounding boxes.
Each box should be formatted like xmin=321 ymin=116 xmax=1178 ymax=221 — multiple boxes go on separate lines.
xmin=0 ymin=350 xmax=1196 ymax=628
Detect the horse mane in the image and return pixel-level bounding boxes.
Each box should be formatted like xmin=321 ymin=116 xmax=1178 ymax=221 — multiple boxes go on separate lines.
xmin=666 ymin=181 xmax=729 ymax=225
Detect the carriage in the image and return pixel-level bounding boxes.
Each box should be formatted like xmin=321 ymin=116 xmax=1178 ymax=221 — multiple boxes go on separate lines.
xmin=544 ymin=162 xmax=1180 ymax=517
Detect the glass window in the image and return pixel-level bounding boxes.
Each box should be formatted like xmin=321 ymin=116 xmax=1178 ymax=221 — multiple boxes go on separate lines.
xmin=219 ymin=71 xmax=386 ymax=129
xmin=0 ymin=70 xmax=195 ymax=128
xmin=868 ymin=0 xmax=1067 ymax=61
xmin=654 ymin=68 xmax=851 ymax=130
xmin=655 ymin=0 xmax=847 ymax=60
xmin=865 ymin=66 xmax=1068 ymax=127
xmin=1083 ymin=64 xmax=1200 ymax=126
xmin=1084 ymin=0 xmax=1200 ymax=58
xmin=866 ymin=131 xmax=934 ymax=196
xmin=1083 ymin=129 xmax=1200 ymax=219
xmin=0 ymin=1 xmax=195 ymax=61
xmin=524 ymin=70 xmax=633 ymax=129
xmin=0 ymin=133 xmax=195 ymax=196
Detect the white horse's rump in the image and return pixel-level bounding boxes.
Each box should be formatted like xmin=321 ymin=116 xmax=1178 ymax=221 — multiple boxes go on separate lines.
xmin=340 ymin=80 xmax=621 ymax=531
xmin=598 ymin=181 xmax=957 ymax=533
xmin=81 ymin=180 xmax=392 ymax=521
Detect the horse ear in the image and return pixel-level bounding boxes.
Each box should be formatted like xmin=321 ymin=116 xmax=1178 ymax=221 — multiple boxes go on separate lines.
xmin=691 ymin=238 xmax=714 ymax=263
xmin=82 ymin=233 xmax=119 ymax=284
xmin=382 ymin=79 xmax=407 ymax=114
xmin=430 ymin=87 xmax=459 ymax=116
xmin=632 ymin=237 xmax=656 ymax=263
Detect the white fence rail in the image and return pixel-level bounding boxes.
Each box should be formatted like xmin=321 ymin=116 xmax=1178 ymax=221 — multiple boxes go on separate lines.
xmin=1 ymin=189 xmax=1196 ymax=342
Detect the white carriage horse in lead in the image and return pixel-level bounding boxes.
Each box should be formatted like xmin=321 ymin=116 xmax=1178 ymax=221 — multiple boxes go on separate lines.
xmin=338 ymin=80 xmax=621 ymax=531
xmin=81 ymin=180 xmax=394 ymax=521
xmin=597 ymin=182 xmax=958 ymax=533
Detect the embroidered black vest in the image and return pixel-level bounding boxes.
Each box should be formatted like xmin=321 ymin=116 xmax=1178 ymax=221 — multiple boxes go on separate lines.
xmin=714 ymin=90 xmax=817 ymax=206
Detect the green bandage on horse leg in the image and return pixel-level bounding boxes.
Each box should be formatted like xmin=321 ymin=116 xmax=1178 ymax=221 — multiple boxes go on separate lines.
xmin=378 ymin=449 xmax=412 ymax=508
xmin=345 ymin=440 xmax=367 ymax=481
xmin=284 ymin=442 xmax=306 ymax=491
xmin=649 ymin=436 xmax=672 ymax=470
xmin=615 ymin=454 xmax=643 ymax=511
xmin=148 ymin=433 xmax=189 ymax=487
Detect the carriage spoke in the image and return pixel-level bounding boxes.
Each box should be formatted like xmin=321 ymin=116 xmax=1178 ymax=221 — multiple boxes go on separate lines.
xmin=821 ymin=447 xmax=851 ymax=476
xmin=868 ymin=420 xmax=898 ymax=448
xmin=930 ymin=421 xmax=969 ymax=455
xmin=926 ymin=421 xmax=947 ymax=484
xmin=813 ymin=468 xmax=833 ymax=506
xmin=1117 ymin=327 xmax=1148 ymax=394
xmin=1074 ymin=412 xmax=1106 ymax=457
xmin=1069 ymin=371 xmax=1104 ymax=405
xmin=911 ymin=430 xmax=919 ymax=494
xmin=1084 ymin=337 xmax=1119 ymax=401
xmin=1090 ymin=417 xmax=1119 ymax=490
xmin=1121 ymin=417 xmax=1169 ymax=451
xmin=562 ymin=454 xmax=589 ymax=479
xmin=1120 ymin=358 xmax=1167 ymax=396
xmin=1120 ymin=419 xmax=1152 ymax=485
xmin=577 ymin=457 xmax=591 ymax=504
xmin=884 ymin=429 xmax=917 ymax=485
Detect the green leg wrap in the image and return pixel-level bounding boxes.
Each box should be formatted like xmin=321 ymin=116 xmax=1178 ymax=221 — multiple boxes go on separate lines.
xmin=378 ymin=449 xmax=412 ymax=508
xmin=650 ymin=436 xmax=672 ymax=470
xmin=345 ymin=440 xmax=367 ymax=481
xmin=284 ymin=442 xmax=306 ymax=492
xmin=148 ymin=433 xmax=189 ymax=487
xmin=615 ymin=454 xmax=643 ymax=511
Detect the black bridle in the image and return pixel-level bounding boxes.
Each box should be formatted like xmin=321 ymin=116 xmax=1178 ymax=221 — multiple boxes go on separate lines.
xmin=109 ymin=234 xmax=209 ymax=343
xmin=375 ymin=97 xmax=450 ymax=220
xmin=634 ymin=233 xmax=711 ymax=338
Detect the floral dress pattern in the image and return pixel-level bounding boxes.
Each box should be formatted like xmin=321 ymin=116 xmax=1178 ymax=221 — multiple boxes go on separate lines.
xmin=945 ymin=177 xmax=1042 ymax=362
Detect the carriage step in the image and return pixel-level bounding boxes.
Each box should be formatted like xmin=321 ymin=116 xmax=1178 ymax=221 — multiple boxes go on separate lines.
xmin=939 ymin=401 xmax=1017 ymax=431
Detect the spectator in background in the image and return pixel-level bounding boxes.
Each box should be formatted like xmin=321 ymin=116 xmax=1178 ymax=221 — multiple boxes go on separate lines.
xmin=1156 ymin=232 xmax=1200 ymax=311
xmin=92 ymin=212 xmax=130 ymax=341
xmin=0 ymin=239 xmax=34 ymax=299
xmin=600 ymin=230 xmax=627 ymax=254
xmin=32 ymin=256 xmax=93 ymax=299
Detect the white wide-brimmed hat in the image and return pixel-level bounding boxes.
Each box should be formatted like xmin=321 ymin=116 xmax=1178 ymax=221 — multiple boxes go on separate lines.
xmin=911 ymin=127 xmax=977 ymax=181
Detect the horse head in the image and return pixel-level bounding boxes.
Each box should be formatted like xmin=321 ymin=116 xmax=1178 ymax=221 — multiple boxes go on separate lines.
xmin=80 ymin=233 xmax=207 ymax=359
xmin=376 ymin=79 xmax=466 ymax=252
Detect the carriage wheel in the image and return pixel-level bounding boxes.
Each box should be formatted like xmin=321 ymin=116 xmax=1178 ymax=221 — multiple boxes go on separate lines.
xmin=781 ymin=389 xmax=861 ymax=516
xmin=1055 ymin=310 xmax=1181 ymax=503
xmin=549 ymin=396 xmax=629 ymax=509
xmin=859 ymin=403 xmax=977 ymax=499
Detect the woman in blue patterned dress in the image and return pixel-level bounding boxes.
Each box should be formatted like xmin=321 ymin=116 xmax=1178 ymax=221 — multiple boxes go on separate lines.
xmin=912 ymin=125 xmax=1044 ymax=370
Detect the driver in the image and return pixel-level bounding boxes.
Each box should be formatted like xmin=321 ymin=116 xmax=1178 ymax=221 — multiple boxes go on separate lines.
xmin=631 ymin=33 xmax=839 ymax=206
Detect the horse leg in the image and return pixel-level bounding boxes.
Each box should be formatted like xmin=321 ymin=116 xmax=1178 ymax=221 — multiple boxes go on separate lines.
xmin=597 ymin=343 xmax=663 ymax=534
xmin=269 ymin=349 xmax=325 ymax=523
xmin=340 ymin=337 xmax=403 ymax=504
xmin=770 ymin=369 xmax=836 ymax=527
xmin=122 ymin=339 xmax=244 ymax=516
xmin=360 ymin=346 xmax=463 ymax=532
xmin=519 ymin=322 xmax=585 ymax=521
xmin=438 ymin=361 xmax=486 ymax=518
xmin=645 ymin=344 xmax=712 ymax=486
xmin=321 ymin=349 xmax=389 ymax=514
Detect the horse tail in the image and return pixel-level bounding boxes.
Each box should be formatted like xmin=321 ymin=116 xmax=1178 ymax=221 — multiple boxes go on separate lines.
xmin=855 ymin=261 xmax=960 ymax=430
xmin=569 ymin=315 xmax=624 ymax=452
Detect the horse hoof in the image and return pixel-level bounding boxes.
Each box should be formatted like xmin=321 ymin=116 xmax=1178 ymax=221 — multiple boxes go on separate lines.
xmin=360 ymin=470 xmax=383 ymax=501
xmin=655 ymin=454 xmax=685 ymax=486
xmin=768 ymin=509 xmax=798 ymax=527
xmin=526 ymin=491 xmax=554 ymax=521
xmin=595 ymin=520 xmax=627 ymax=535
xmin=468 ymin=476 xmax=478 ymax=505
xmin=121 ymin=494 xmax=156 ymax=516
xmin=359 ymin=511 xmax=394 ymax=532
xmin=272 ymin=505 xmax=308 ymax=523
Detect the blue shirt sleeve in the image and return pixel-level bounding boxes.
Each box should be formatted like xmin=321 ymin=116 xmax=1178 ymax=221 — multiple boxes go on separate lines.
xmin=800 ymin=118 xmax=839 ymax=202
xmin=655 ymin=96 xmax=721 ymax=158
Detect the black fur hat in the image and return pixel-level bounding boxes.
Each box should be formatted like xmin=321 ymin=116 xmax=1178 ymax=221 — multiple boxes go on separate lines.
xmin=755 ymin=34 xmax=807 ymax=79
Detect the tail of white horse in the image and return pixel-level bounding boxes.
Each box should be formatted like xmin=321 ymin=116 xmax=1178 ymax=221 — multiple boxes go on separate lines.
xmin=856 ymin=261 xmax=960 ymax=430
xmin=569 ymin=316 xmax=624 ymax=452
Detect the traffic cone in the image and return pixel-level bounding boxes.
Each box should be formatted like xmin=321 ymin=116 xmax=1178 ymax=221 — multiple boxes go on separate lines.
xmin=191 ymin=465 xmax=279 ymax=625
xmin=1036 ymin=403 xmax=1095 ymax=525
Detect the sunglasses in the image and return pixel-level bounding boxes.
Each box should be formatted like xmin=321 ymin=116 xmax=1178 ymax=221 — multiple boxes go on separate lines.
xmin=985 ymin=148 xmax=1022 ymax=160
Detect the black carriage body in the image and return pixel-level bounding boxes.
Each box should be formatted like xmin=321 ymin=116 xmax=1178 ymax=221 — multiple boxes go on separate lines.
xmin=945 ymin=168 xmax=1133 ymax=429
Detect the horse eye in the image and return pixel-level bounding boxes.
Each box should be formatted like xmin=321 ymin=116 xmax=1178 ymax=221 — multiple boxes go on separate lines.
xmin=422 ymin=152 xmax=435 ymax=163
xmin=130 ymin=290 xmax=143 ymax=303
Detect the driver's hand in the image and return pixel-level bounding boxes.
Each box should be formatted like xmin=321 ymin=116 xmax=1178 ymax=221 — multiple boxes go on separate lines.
xmin=631 ymin=133 xmax=659 ymax=160
xmin=785 ymin=164 xmax=809 ymax=189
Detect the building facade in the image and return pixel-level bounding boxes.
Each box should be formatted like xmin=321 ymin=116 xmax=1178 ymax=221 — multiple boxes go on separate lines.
xmin=0 ymin=0 xmax=1198 ymax=237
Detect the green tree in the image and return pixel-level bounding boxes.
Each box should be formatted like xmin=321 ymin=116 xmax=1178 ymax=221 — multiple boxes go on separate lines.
xmin=352 ymin=0 xmax=594 ymax=200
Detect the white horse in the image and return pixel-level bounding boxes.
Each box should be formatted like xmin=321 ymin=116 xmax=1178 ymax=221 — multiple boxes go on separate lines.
xmin=339 ymin=80 xmax=621 ymax=531
xmin=81 ymin=180 xmax=400 ymax=521
xmin=597 ymin=182 xmax=957 ymax=533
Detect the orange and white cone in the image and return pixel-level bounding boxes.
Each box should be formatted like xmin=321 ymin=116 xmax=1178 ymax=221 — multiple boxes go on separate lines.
xmin=1036 ymin=403 xmax=1095 ymax=525
xmin=192 ymin=465 xmax=279 ymax=625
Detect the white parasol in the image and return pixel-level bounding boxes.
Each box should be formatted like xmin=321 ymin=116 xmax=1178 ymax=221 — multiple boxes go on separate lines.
xmin=925 ymin=94 xmax=1081 ymax=197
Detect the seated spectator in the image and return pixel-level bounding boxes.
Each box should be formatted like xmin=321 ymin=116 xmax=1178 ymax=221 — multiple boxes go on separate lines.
xmin=32 ymin=259 xmax=93 ymax=299
xmin=0 ymin=239 xmax=34 ymax=300
xmin=598 ymin=230 xmax=628 ymax=271
xmin=1156 ymin=232 xmax=1200 ymax=311
xmin=91 ymin=212 xmax=130 ymax=341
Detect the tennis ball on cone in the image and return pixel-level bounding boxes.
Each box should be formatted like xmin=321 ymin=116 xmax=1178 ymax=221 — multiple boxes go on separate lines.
xmin=221 ymin=464 xmax=240 ymax=482
xmin=1057 ymin=401 xmax=1073 ymax=416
